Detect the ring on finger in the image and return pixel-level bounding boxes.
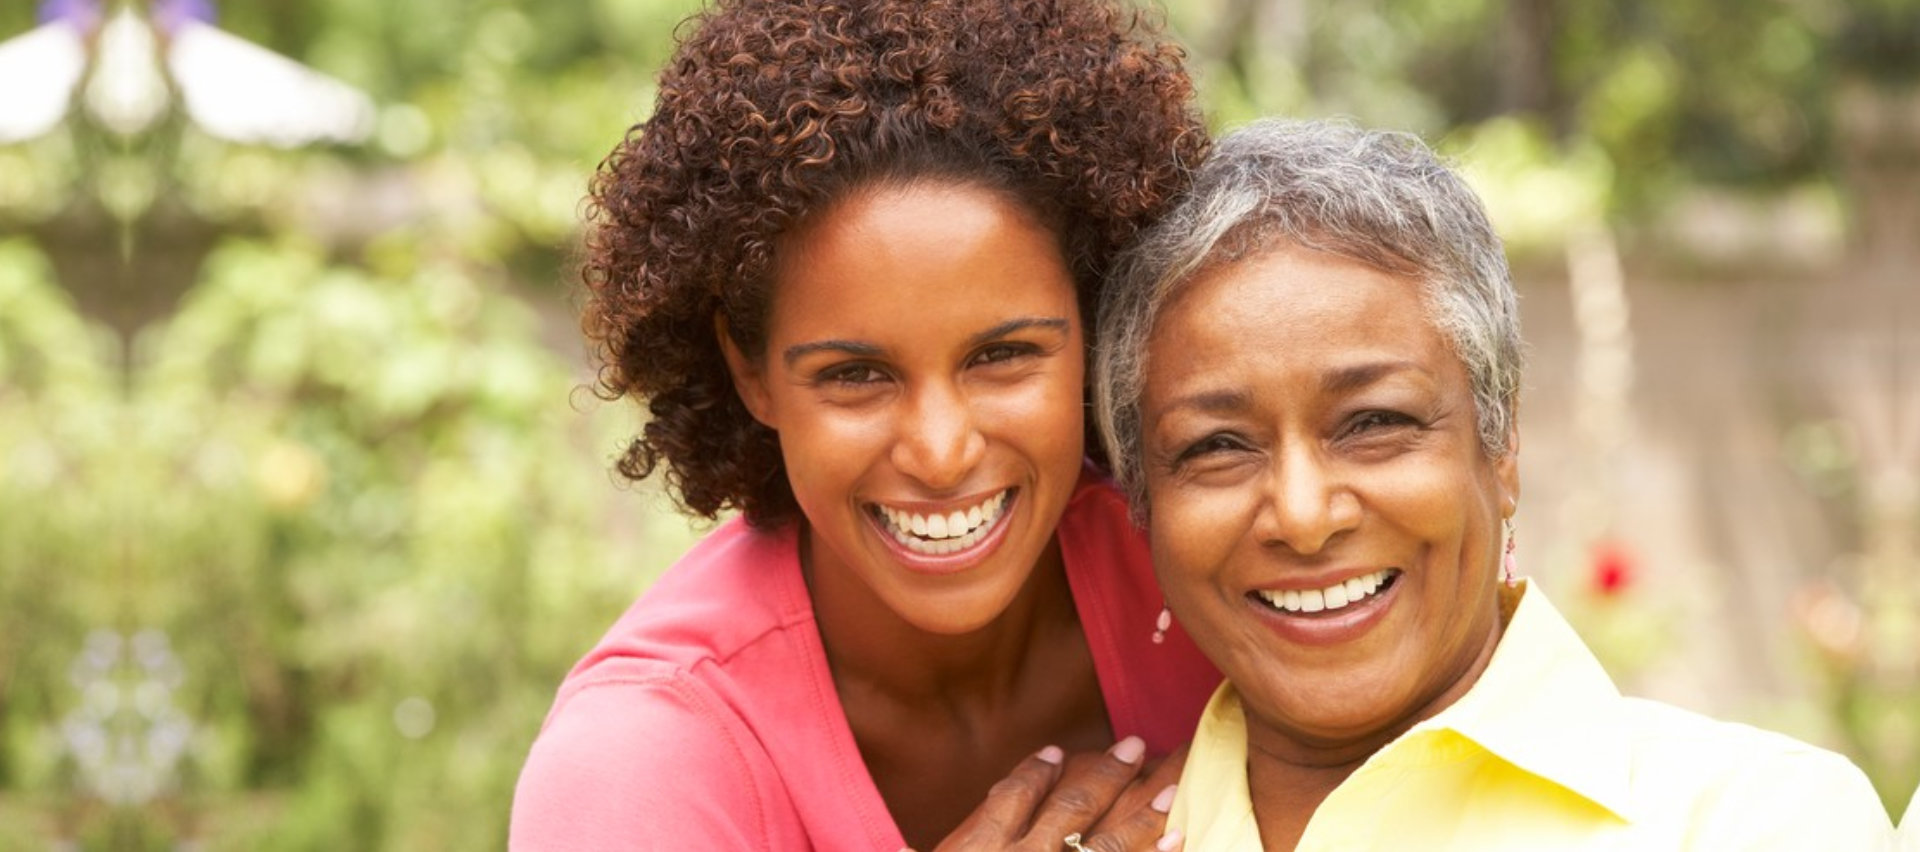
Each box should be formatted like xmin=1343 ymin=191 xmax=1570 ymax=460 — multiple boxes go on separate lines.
xmin=1063 ymin=833 xmax=1092 ymax=852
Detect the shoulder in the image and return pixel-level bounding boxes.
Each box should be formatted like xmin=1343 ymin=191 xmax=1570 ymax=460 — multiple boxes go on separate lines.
xmin=1903 ymin=787 xmax=1918 ymax=849
xmin=1618 ymin=695 xmax=1866 ymax=778
xmin=636 ymin=515 xmax=803 ymax=626
xmin=1618 ymin=699 xmax=1894 ymax=848
xmin=511 ymin=674 xmax=784 ymax=851
xmin=511 ymin=519 xmax=816 ymax=850
xmin=566 ymin=517 xmax=807 ymax=678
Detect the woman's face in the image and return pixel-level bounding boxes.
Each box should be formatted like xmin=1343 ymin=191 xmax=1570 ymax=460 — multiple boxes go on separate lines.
xmin=1140 ymin=241 xmax=1518 ymax=752
xmin=724 ymin=181 xmax=1087 ymax=635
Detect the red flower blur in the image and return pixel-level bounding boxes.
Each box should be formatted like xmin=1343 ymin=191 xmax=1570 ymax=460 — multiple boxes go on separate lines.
xmin=1589 ymin=540 xmax=1635 ymax=598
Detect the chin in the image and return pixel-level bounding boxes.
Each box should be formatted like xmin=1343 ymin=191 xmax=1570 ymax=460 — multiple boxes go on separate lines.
xmin=889 ymin=582 xmax=1026 ymax=637
xmin=1240 ymin=665 xmax=1423 ymax=741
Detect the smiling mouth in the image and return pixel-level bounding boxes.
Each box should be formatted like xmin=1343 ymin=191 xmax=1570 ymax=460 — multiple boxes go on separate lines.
xmin=1251 ymin=569 xmax=1401 ymax=615
xmin=868 ymin=489 xmax=1013 ymax=556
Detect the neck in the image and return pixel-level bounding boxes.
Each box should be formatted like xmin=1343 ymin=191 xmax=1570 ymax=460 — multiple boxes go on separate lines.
xmin=803 ymin=525 xmax=1077 ymax=706
xmin=1243 ymin=593 xmax=1512 ymax=849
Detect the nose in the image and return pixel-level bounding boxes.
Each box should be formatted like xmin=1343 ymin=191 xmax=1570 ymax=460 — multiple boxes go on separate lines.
xmin=890 ymin=381 xmax=987 ymax=491
xmin=1256 ymin=444 xmax=1360 ymax=555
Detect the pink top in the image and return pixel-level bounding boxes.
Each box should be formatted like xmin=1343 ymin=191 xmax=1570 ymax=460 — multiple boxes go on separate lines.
xmin=510 ymin=470 xmax=1220 ymax=851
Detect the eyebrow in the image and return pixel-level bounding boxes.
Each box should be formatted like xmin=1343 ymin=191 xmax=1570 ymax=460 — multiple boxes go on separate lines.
xmin=780 ymin=316 xmax=1070 ymax=367
xmin=1155 ymin=360 xmax=1424 ymax=418
xmin=968 ymin=316 xmax=1070 ymax=348
xmin=1320 ymin=360 xmax=1421 ymax=395
xmin=1159 ymin=388 xmax=1251 ymax=417
xmin=783 ymin=339 xmax=883 ymax=366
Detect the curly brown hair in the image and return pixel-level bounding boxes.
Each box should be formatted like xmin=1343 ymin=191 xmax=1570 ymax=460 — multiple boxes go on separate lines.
xmin=581 ymin=0 xmax=1207 ymax=527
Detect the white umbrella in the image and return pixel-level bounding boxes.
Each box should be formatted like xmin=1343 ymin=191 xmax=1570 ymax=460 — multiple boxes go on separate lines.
xmin=0 ymin=0 xmax=375 ymax=147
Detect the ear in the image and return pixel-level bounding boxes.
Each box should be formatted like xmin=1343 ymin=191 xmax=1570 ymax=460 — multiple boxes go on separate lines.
xmin=716 ymin=313 xmax=777 ymax=429
xmin=1494 ymin=418 xmax=1520 ymax=519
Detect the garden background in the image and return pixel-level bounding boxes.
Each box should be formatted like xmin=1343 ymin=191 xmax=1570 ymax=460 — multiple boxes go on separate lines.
xmin=0 ymin=0 xmax=1915 ymax=847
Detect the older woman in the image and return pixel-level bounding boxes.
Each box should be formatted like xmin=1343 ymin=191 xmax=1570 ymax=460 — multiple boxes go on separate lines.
xmin=511 ymin=1 xmax=1221 ymax=850
xmin=1093 ymin=119 xmax=1895 ymax=851
xmin=1905 ymin=789 xmax=1917 ymax=850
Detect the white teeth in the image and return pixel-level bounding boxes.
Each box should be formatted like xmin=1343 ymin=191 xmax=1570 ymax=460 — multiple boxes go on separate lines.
xmin=1255 ymin=570 xmax=1394 ymax=614
xmin=878 ymin=491 xmax=1010 ymax=555
xmin=1324 ymin=584 xmax=1348 ymax=608
xmin=1344 ymin=577 xmax=1367 ymax=601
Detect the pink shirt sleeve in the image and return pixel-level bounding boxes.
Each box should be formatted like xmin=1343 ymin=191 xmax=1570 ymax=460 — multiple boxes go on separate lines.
xmin=510 ymin=675 xmax=792 ymax=851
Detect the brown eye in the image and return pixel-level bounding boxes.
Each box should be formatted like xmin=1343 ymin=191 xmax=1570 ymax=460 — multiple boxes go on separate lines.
xmin=970 ymin=342 xmax=1038 ymax=366
xmin=1345 ymin=410 xmax=1415 ymax=436
xmin=1175 ymin=433 xmax=1250 ymax=464
xmin=819 ymin=363 xmax=888 ymax=386
xmin=1336 ymin=411 xmax=1426 ymax=456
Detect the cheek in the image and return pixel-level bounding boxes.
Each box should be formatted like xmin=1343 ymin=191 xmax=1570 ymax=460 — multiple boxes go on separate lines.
xmin=1147 ymin=483 xmax=1251 ymax=590
xmin=776 ymin=410 xmax=888 ymax=491
xmin=975 ymin=372 xmax=1086 ymax=460
xmin=1375 ymin=470 xmax=1504 ymax=599
xmin=1373 ymin=460 xmax=1488 ymax=540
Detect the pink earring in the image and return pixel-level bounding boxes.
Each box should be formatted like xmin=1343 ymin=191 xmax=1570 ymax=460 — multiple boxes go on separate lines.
xmin=1151 ymin=606 xmax=1172 ymax=644
xmin=1503 ymin=518 xmax=1519 ymax=587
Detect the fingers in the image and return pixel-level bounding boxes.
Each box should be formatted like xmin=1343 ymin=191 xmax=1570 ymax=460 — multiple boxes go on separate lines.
xmin=980 ymin=745 xmax=1072 ymax=835
xmin=1070 ymin=783 xmax=1180 ymax=852
xmin=1081 ymin=742 xmax=1186 ymax=833
xmin=934 ymin=737 xmax=1180 ymax=852
xmin=1074 ymin=743 xmax=1190 ymax=852
xmin=933 ymin=746 xmax=1067 ymax=849
xmin=1135 ymin=744 xmax=1189 ymax=803
xmin=1021 ymin=736 xmax=1151 ymax=842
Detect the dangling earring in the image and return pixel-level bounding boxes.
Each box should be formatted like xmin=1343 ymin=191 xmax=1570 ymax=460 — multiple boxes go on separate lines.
xmin=1151 ymin=606 xmax=1172 ymax=644
xmin=1502 ymin=518 xmax=1519 ymax=587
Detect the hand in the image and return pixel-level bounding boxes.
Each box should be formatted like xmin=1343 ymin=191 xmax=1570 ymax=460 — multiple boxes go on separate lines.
xmin=906 ymin=736 xmax=1188 ymax=852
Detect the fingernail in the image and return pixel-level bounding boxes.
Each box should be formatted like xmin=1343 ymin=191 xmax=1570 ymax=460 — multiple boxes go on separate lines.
xmin=1156 ymin=828 xmax=1184 ymax=851
xmin=1110 ymin=735 xmax=1146 ymax=765
xmin=1150 ymin=784 xmax=1177 ymax=813
xmin=1036 ymin=745 xmax=1064 ymax=765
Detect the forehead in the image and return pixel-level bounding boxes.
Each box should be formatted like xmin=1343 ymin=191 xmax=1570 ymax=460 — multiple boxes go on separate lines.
xmin=764 ymin=182 xmax=1077 ymax=338
xmin=1145 ymin=243 xmax=1451 ymax=392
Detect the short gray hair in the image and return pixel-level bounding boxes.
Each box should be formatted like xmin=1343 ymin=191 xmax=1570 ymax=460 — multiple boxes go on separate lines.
xmin=1093 ymin=118 xmax=1523 ymax=514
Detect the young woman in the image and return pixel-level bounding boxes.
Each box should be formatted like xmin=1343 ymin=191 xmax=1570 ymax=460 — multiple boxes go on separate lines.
xmin=510 ymin=2 xmax=1221 ymax=849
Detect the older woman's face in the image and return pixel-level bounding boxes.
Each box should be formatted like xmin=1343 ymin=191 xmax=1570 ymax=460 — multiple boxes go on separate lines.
xmin=1140 ymin=241 xmax=1517 ymax=751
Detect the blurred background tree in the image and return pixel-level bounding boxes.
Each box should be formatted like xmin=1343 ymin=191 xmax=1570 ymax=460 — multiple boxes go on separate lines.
xmin=0 ymin=0 xmax=1912 ymax=847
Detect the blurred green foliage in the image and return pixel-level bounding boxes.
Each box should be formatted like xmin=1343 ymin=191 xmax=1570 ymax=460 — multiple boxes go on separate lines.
xmin=0 ymin=1 xmax=707 ymax=847
xmin=0 ymin=229 xmax=701 ymax=848
xmin=0 ymin=0 xmax=1911 ymax=846
xmin=1174 ymin=0 xmax=1916 ymax=209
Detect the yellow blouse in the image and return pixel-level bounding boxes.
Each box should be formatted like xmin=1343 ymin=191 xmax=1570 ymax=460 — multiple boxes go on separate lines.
xmin=1901 ymin=786 xmax=1917 ymax=850
xmin=1170 ymin=584 xmax=1895 ymax=851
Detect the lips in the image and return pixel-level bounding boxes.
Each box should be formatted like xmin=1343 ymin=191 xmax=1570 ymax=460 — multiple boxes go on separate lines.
xmin=868 ymin=489 xmax=1013 ymax=557
xmin=875 ymin=490 xmax=1009 ymax=552
xmin=1245 ymin=569 xmax=1402 ymax=647
xmin=1252 ymin=569 xmax=1397 ymax=614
